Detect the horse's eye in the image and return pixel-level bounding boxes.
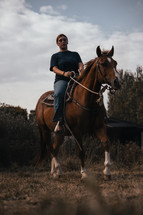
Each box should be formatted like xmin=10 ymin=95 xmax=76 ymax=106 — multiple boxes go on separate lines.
xmin=101 ymin=62 xmax=107 ymax=67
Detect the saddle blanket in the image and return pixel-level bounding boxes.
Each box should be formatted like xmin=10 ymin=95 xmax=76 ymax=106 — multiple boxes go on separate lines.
xmin=42 ymin=79 xmax=77 ymax=107
xmin=42 ymin=92 xmax=54 ymax=107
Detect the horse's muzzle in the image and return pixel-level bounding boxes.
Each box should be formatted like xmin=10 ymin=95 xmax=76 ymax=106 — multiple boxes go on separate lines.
xmin=114 ymin=77 xmax=121 ymax=90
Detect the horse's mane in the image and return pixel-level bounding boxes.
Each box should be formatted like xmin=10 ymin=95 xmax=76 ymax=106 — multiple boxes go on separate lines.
xmin=77 ymin=49 xmax=111 ymax=82
xmin=77 ymin=58 xmax=96 ymax=82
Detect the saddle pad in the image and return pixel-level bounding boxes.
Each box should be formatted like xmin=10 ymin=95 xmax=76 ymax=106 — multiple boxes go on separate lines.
xmin=42 ymin=92 xmax=54 ymax=107
xmin=42 ymin=79 xmax=77 ymax=107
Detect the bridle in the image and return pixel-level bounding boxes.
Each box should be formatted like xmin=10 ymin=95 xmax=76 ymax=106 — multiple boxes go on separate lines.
xmin=96 ymin=57 xmax=117 ymax=94
xmin=69 ymin=56 xmax=115 ymax=111
xmin=96 ymin=57 xmax=108 ymax=83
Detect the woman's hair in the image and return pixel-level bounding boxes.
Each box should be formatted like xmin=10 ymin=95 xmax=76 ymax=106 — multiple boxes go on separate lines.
xmin=56 ymin=34 xmax=68 ymax=44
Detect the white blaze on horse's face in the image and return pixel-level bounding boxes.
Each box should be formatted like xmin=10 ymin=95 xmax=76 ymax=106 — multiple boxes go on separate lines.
xmin=96 ymin=46 xmax=121 ymax=90
xmin=107 ymin=57 xmax=121 ymax=90
xmin=107 ymin=57 xmax=111 ymax=63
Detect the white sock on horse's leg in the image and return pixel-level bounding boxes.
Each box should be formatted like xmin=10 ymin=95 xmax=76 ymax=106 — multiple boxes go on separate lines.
xmin=51 ymin=157 xmax=62 ymax=176
xmin=81 ymin=167 xmax=87 ymax=179
xmin=51 ymin=157 xmax=56 ymax=175
xmin=103 ymin=151 xmax=111 ymax=176
xmin=54 ymin=157 xmax=63 ymax=175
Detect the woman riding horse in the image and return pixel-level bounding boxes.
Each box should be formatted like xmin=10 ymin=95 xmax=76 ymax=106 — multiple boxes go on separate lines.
xmin=36 ymin=45 xmax=121 ymax=180
xmin=50 ymin=34 xmax=83 ymax=133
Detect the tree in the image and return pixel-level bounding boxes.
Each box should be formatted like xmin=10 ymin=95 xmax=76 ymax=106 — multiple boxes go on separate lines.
xmin=107 ymin=66 xmax=143 ymax=126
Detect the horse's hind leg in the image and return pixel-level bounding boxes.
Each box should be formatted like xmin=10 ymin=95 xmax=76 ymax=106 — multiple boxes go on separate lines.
xmin=50 ymin=134 xmax=64 ymax=178
xmin=38 ymin=125 xmax=52 ymax=164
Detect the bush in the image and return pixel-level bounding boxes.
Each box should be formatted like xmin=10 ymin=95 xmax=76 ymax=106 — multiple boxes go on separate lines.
xmin=0 ymin=104 xmax=40 ymax=166
xmin=0 ymin=104 xmax=142 ymax=167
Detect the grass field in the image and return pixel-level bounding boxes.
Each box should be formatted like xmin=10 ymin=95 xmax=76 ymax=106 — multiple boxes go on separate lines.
xmin=0 ymin=160 xmax=143 ymax=215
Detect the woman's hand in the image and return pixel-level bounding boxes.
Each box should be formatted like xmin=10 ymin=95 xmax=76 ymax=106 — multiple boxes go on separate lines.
xmin=64 ymin=71 xmax=73 ymax=77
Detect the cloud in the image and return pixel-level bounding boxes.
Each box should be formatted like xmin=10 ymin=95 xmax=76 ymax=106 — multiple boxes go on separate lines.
xmin=0 ymin=0 xmax=143 ymax=111
xmin=40 ymin=5 xmax=59 ymax=15
xmin=39 ymin=4 xmax=68 ymax=15
xmin=57 ymin=4 xmax=68 ymax=11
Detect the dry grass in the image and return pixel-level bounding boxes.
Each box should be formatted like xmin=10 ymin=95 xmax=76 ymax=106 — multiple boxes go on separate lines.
xmin=0 ymin=162 xmax=143 ymax=215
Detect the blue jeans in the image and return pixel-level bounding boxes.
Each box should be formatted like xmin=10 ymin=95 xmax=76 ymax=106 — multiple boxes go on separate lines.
xmin=53 ymin=80 xmax=68 ymax=122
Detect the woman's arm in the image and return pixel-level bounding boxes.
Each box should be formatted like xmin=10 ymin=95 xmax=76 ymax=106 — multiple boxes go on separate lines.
xmin=53 ymin=66 xmax=72 ymax=77
xmin=52 ymin=66 xmax=65 ymax=76
xmin=78 ymin=62 xmax=84 ymax=74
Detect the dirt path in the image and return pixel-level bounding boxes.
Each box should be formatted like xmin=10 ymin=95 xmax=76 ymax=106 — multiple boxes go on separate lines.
xmin=0 ymin=163 xmax=143 ymax=214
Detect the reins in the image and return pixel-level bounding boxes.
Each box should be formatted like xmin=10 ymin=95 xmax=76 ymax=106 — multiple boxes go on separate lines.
xmin=69 ymin=56 xmax=115 ymax=109
xmin=70 ymin=75 xmax=108 ymax=108
xmin=70 ymin=76 xmax=99 ymax=95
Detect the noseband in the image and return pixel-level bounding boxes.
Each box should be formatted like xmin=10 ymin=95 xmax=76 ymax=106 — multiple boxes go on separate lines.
xmin=95 ymin=56 xmax=117 ymax=94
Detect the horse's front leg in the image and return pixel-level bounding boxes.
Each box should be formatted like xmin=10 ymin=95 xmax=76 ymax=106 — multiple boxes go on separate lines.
xmin=79 ymin=149 xmax=87 ymax=179
xmin=95 ymin=127 xmax=111 ymax=180
xmin=51 ymin=156 xmax=63 ymax=177
xmin=103 ymin=146 xmax=111 ymax=180
xmin=74 ymin=134 xmax=87 ymax=179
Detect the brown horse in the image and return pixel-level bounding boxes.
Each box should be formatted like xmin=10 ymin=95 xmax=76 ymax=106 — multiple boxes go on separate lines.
xmin=35 ymin=46 xmax=121 ymax=180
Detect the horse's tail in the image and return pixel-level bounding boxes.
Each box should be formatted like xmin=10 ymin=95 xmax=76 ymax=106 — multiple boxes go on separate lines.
xmin=35 ymin=124 xmax=51 ymax=165
xmin=35 ymin=95 xmax=52 ymax=165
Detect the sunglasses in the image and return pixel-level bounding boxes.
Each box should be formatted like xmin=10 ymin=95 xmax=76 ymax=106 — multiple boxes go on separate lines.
xmin=58 ymin=38 xmax=67 ymax=43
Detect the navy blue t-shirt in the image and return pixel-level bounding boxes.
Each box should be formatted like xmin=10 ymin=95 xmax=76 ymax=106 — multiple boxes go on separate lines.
xmin=50 ymin=50 xmax=82 ymax=83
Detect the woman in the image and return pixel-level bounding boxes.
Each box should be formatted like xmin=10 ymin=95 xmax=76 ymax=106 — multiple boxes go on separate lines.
xmin=50 ymin=34 xmax=83 ymax=133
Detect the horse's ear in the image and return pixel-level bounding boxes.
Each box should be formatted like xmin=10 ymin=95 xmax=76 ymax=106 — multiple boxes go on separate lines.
xmin=108 ymin=46 xmax=114 ymax=57
xmin=96 ymin=46 xmax=102 ymax=57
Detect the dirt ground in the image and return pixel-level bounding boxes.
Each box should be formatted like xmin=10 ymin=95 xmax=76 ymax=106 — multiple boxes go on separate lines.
xmin=0 ymin=162 xmax=143 ymax=215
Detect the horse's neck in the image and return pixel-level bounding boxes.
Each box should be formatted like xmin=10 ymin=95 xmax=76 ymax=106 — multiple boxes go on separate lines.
xmin=75 ymin=67 xmax=101 ymax=105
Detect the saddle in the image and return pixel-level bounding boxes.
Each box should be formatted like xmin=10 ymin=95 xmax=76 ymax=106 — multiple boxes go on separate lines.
xmin=42 ymin=79 xmax=77 ymax=107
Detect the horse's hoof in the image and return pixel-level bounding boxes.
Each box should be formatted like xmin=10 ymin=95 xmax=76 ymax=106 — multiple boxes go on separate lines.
xmin=56 ymin=168 xmax=63 ymax=176
xmin=81 ymin=173 xmax=88 ymax=181
xmin=53 ymin=174 xmax=61 ymax=179
xmin=104 ymin=174 xmax=111 ymax=181
xmin=50 ymin=172 xmax=60 ymax=179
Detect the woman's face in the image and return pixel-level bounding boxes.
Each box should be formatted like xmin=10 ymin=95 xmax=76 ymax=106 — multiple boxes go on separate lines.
xmin=57 ymin=36 xmax=68 ymax=51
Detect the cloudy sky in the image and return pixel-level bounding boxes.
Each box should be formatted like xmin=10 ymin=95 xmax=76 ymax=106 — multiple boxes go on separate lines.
xmin=0 ymin=0 xmax=143 ymax=112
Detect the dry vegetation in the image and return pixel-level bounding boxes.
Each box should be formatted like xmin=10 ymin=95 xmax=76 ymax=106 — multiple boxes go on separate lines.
xmin=0 ymin=157 xmax=143 ymax=215
xmin=0 ymin=104 xmax=143 ymax=214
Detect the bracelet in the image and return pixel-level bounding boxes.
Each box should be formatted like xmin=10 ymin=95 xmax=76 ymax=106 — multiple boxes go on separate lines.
xmin=62 ymin=71 xmax=65 ymax=76
xmin=67 ymin=72 xmax=70 ymax=77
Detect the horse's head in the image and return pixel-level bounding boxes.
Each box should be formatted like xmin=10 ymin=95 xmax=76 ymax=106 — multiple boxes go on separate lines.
xmin=96 ymin=46 xmax=122 ymax=90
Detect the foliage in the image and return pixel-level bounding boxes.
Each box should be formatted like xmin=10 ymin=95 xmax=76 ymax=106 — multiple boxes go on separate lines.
xmin=0 ymin=102 xmax=142 ymax=167
xmin=108 ymin=66 xmax=143 ymax=125
xmin=0 ymin=103 xmax=27 ymax=119
xmin=0 ymin=104 xmax=39 ymax=166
